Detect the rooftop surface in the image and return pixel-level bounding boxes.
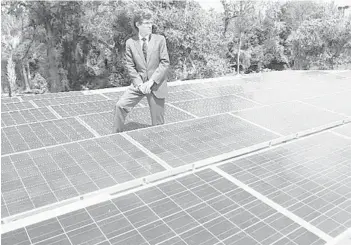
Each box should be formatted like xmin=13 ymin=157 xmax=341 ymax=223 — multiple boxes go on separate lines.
xmin=1 ymin=70 xmax=351 ymax=245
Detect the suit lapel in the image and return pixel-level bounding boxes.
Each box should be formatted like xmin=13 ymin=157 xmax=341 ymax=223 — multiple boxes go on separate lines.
xmin=133 ymin=37 xmax=146 ymax=66
xmin=147 ymin=34 xmax=156 ymax=64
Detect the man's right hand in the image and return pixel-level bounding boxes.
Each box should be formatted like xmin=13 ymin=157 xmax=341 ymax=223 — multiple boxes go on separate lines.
xmin=138 ymin=83 xmax=151 ymax=94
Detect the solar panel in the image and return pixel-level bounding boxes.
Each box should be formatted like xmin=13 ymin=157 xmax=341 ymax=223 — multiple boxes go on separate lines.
xmin=31 ymin=94 xmax=107 ymax=107
xmin=79 ymin=105 xmax=196 ymax=135
xmin=21 ymin=91 xmax=84 ymax=101
xmin=332 ymin=123 xmax=351 ymax=138
xmin=1 ymin=118 xmax=95 ymax=155
xmin=337 ymin=70 xmax=351 ymax=78
xmin=167 ymin=78 xmax=243 ymax=93
xmin=101 ymin=91 xmax=148 ymax=106
xmin=101 ymin=91 xmax=125 ymax=99
xmin=236 ymin=87 xmax=321 ymax=105
xmin=170 ymin=95 xmax=260 ymax=117
xmin=51 ymin=100 xmax=117 ymax=118
xmin=1 ymin=169 xmax=326 ymax=245
xmin=309 ymin=72 xmax=351 ymax=82
xmin=219 ymin=132 xmax=351 ymax=238
xmin=1 ymin=107 xmax=57 ymax=127
xmin=1 ymin=101 xmax=35 ymax=112
xmin=104 ymin=90 xmax=203 ymax=104
xmin=302 ymin=91 xmax=351 ymax=117
xmin=1 ymin=97 xmax=21 ymax=104
xmin=1 ymin=134 xmax=165 ymax=217
xmin=233 ymin=101 xmax=346 ymax=135
xmin=127 ymin=113 xmax=279 ymax=167
xmin=191 ymin=85 xmax=245 ymax=98
xmin=167 ymin=90 xmax=202 ymax=102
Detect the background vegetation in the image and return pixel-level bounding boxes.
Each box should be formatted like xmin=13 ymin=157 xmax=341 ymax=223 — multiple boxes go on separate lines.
xmin=1 ymin=0 xmax=351 ymax=95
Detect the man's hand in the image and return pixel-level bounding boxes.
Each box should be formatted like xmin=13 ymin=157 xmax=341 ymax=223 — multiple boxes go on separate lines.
xmin=139 ymin=80 xmax=154 ymax=94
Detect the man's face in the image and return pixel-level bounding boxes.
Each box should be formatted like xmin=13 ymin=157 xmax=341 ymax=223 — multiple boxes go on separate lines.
xmin=137 ymin=18 xmax=153 ymax=37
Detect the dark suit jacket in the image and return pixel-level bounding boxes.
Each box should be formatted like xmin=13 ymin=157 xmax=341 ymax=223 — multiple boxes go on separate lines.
xmin=125 ymin=34 xmax=170 ymax=98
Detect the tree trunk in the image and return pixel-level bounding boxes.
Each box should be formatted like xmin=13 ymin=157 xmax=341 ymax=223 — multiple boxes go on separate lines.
xmin=7 ymin=53 xmax=16 ymax=97
xmin=46 ymin=22 xmax=61 ymax=92
xmin=27 ymin=62 xmax=31 ymax=83
xmin=22 ymin=62 xmax=31 ymax=91
xmin=237 ymin=32 xmax=242 ymax=75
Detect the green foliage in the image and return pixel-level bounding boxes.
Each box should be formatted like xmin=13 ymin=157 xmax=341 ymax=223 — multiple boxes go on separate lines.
xmin=288 ymin=17 xmax=351 ymax=69
xmin=1 ymin=0 xmax=351 ymax=93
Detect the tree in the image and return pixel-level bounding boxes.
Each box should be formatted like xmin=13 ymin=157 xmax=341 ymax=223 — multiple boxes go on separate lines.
xmin=288 ymin=17 xmax=351 ymax=69
xmin=2 ymin=12 xmax=19 ymax=96
xmin=221 ymin=0 xmax=257 ymax=74
xmin=22 ymin=1 xmax=84 ymax=92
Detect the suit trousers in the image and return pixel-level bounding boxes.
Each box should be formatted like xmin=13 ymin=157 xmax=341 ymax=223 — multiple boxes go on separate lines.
xmin=112 ymin=85 xmax=165 ymax=133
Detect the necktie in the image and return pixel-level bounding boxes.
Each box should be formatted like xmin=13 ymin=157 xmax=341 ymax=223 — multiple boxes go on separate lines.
xmin=142 ymin=37 xmax=147 ymax=62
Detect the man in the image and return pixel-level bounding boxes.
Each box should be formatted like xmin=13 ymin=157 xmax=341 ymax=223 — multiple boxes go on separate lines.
xmin=113 ymin=10 xmax=170 ymax=133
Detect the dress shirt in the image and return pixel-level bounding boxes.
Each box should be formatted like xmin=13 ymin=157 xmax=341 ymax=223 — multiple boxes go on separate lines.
xmin=139 ymin=34 xmax=150 ymax=49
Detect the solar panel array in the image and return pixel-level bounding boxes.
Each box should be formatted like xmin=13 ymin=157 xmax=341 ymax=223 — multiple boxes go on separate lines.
xmin=1 ymin=70 xmax=351 ymax=245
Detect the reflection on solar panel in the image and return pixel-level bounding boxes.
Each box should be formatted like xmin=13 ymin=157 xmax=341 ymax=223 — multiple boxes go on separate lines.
xmin=332 ymin=123 xmax=351 ymax=138
xmin=233 ymin=101 xmax=345 ymax=135
xmin=167 ymin=78 xmax=239 ymax=93
xmin=1 ymin=70 xmax=351 ymax=245
xmin=237 ymin=87 xmax=315 ymax=105
xmin=1 ymin=118 xmax=94 ymax=155
xmin=1 ymin=101 xmax=35 ymax=112
xmin=80 ymin=105 xmax=196 ymax=135
xmin=171 ymin=95 xmax=260 ymax=117
xmin=1 ymin=107 xmax=57 ymax=127
xmin=1 ymin=134 xmax=165 ymax=217
xmin=128 ymin=114 xmax=279 ymax=167
xmin=302 ymin=91 xmax=351 ymax=117
xmin=219 ymin=132 xmax=351 ymax=237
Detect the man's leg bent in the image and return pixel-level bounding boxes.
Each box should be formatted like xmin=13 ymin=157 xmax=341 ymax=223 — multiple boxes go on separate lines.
xmin=147 ymin=92 xmax=165 ymax=126
xmin=113 ymin=86 xmax=144 ymax=133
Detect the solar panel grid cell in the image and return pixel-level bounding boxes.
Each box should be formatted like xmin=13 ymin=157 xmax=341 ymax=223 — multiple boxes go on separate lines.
xmin=51 ymin=100 xmax=116 ymax=118
xmin=1 ymin=118 xmax=95 ymax=155
xmin=1 ymin=107 xmax=57 ymax=127
xmin=191 ymin=85 xmax=245 ymax=98
xmin=21 ymin=91 xmax=84 ymax=101
xmin=31 ymin=94 xmax=106 ymax=107
xmin=1 ymin=101 xmax=35 ymax=112
xmin=1 ymin=96 xmax=21 ymax=104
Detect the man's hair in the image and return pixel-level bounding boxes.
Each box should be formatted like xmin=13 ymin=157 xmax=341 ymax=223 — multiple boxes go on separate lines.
xmin=133 ymin=10 xmax=153 ymax=29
